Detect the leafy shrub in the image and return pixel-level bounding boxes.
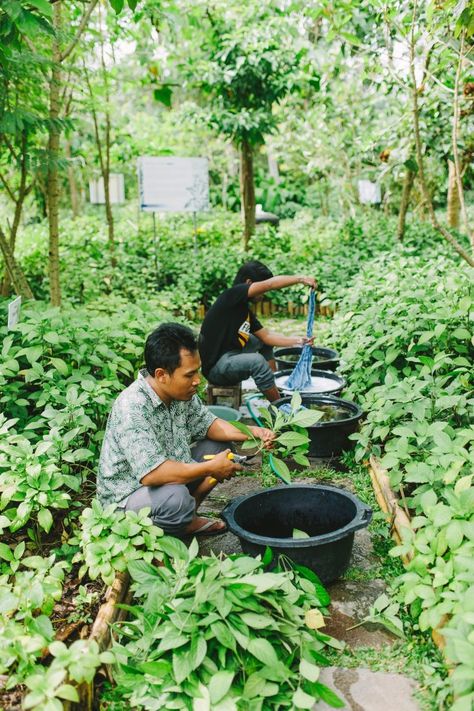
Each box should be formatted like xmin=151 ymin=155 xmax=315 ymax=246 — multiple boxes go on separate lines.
xmin=110 ymin=538 xmax=343 ymax=710
xmin=72 ymin=501 xmax=164 ymax=586
xmin=329 ymin=240 xmax=474 ymax=709
xmin=0 ymin=554 xmax=68 ymax=684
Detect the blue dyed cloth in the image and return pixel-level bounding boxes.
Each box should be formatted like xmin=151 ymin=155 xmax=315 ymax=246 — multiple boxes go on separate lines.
xmin=285 ymin=289 xmax=315 ymax=391
xmin=278 ymin=403 xmax=307 ymax=415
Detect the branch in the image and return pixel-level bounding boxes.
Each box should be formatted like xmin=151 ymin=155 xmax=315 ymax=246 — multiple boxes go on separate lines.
xmin=60 ymin=0 xmax=99 ymax=63
xmin=0 ymin=224 xmax=34 ymax=299
xmin=452 ymin=31 xmax=472 ymax=246
xmin=2 ymin=134 xmax=19 ymax=162
xmin=409 ymin=1 xmax=474 ymax=267
xmin=83 ymin=61 xmax=105 ymax=175
xmin=0 ymin=171 xmax=16 ymax=203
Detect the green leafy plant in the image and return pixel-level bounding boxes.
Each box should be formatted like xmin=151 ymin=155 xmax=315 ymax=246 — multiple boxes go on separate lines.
xmin=0 ymin=554 xmax=68 ymax=685
xmin=347 ymin=593 xmax=405 ymax=639
xmin=22 ymin=640 xmax=114 ymax=711
xmin=109 ymin=538 xmax=343 ymax=710
xmin=72 ymin=500 xmax=164 ymax=585
xmin=231 ymin=391 xmax=323 ymax=483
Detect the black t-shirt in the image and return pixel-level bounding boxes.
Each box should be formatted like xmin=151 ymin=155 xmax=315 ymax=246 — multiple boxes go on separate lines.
xmin=199 ymin=283 xmax=263 ymax=376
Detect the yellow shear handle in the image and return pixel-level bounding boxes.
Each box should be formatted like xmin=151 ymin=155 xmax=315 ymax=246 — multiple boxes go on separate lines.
xmin=203 ymin=452 xmax=235 ymax=485
xmin=203 ymin=452 xmax=235 ymax=461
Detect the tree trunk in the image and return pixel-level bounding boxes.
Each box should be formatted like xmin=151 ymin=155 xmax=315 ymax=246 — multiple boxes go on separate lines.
xmin=397 ymin=169 xmax=415 ymax=241
xmin=1 ymin=132 xmax=30 ymax=296
xmin=447 ymin=159 xmax=460 ymax=229
xmin=408 ymin=12 xmax=474 ymax=267
xmin=240 ymin=139 xmax=255 ymax=250
xmin=65 ymin=140 xmax=80 ymax=217
xmin=103 ymin=113 xmax=116 ymax=266
xmin=0 ymin=226 xmax=34 ymax=299
xmin=47 ymin=1 xmax=63 ymax=306
xmin=102 ymin=164 xmax=116 ymax=267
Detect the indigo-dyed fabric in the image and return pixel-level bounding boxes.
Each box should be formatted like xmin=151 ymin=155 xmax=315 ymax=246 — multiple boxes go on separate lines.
xmin=285 ymin=289 xmax=316 ymax=391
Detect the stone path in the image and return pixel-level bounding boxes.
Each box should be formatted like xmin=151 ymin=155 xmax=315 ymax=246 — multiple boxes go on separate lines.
xmin=314 ymin=667 xmax=420 ymax=711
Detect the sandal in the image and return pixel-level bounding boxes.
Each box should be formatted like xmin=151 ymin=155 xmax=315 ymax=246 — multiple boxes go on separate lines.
xmin=188 ymin=518 xmax=228 ymax=536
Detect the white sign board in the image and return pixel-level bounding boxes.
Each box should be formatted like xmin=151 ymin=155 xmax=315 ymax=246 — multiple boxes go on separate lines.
xmin=358 ymin=180 xmax=381 ymax=204
xmin=137 ymin=157 xmax=209 ymax=213
xmin=7 ymin=296 xmax=21 ymax=330
xmin=89 ymin=174 xmax=125 ymax=204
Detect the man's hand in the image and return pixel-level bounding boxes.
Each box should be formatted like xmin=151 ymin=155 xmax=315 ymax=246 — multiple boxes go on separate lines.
xmin=294 ymin=335 xmax=314 ymax=347
xmin=299 ymin=276 xmax=317 ymax=289
xmin=250 ymin=426 xmax=276 ymax=451
xmin=206 ymin=449 xmax=243 ymax=481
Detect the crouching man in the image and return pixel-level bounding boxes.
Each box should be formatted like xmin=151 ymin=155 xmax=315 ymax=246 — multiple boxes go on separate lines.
xmin=97 ymin=322 xmax=273 ymax=536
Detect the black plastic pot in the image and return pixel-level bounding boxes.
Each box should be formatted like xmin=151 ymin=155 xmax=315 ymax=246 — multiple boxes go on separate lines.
xmin=273 ymin=394 xmax=364 ymax=458
xmin=274 ymin=346 xmax=340 ymax=372
xmin=274 ymin=369 xmax=345 ymax=396
xmin=222 ymin=485 xmax=372 ymax=584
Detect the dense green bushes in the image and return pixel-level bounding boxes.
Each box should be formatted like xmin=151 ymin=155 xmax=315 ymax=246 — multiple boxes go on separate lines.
xmin=1 ymin=208 xmax=472 ymax=708
xmin=5 ymin=206 xmax=448 ymax=313
xmin=107 ymin=540 xmax=343 ymax=710
xmin=0 ymin=297 xmax=172 ymax=706
xmin=330 ymin=242 xmax=473 ymax=710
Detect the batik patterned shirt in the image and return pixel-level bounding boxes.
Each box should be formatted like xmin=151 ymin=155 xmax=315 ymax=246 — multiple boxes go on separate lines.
xmin=97 ymin=369 xmax=216 ymax=506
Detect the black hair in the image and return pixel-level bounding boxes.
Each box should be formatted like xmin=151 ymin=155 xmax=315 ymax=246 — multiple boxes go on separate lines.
xmin=233 ymin=260 xmax=273 ymax=285
xmin=145 ymin=322 xmax=198 ymax=375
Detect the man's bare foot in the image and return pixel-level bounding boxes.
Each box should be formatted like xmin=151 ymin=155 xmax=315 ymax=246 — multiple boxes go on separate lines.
xmin=185 ymin=516 xmax=227 ymax=535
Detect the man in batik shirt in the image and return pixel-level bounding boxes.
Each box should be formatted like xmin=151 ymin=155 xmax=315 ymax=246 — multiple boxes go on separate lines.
xmin=98 ymin=322 xmax=273 ymax=536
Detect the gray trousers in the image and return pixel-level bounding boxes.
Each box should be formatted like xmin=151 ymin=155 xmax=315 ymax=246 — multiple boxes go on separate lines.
xmin=207 ymin=334 xmax=275 ymax=392
xmin=124 ymin=439 xmax=229 ymax=536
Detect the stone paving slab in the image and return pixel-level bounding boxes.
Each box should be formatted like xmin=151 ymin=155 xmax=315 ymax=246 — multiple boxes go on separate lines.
xmin=313 ymin=666 xmax=420 ymax=711
xmin=328 ymin=579 xmax=386 ymax=620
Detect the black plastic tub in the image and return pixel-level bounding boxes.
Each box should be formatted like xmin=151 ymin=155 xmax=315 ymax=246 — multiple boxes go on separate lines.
xmin=273 ymin=394 xmax=364 ymax=458
xmin=275 ymin=346 xmax=340 ymax=372
xmin=274 ymin=369 xmax=345 ymax=396
xmin=222 ymin=485 xmax=372 ymax=584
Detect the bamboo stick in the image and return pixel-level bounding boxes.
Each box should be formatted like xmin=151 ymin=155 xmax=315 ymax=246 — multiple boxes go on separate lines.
xmin=368 ymin=455 xmax=413 ymax=564
xmin=89 ymin=571 xmax=130 ymax=651
xmin=62 ymin=572 xmax=131 ymax=711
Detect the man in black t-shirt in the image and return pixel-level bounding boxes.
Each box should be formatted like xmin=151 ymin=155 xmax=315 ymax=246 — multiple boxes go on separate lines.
xmin=199 ymin=260 xmax=316 ymax=402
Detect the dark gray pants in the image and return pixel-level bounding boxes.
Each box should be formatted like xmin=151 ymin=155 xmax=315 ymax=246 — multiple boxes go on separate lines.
xmin=124 ymin=439 xmax=228 ymax=536
xmin=207 ymin=334 xmax=275 ymax=391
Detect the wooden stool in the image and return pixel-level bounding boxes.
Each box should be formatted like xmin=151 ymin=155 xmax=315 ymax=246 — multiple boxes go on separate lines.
xmin=206 ymin=382 xmax=242 ymax=409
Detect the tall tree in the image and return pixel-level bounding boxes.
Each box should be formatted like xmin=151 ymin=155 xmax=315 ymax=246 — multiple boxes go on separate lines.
xmin=0 ymin=0 xmax=54 ymax=299
xmin=161 ymin=0 xmax=319 ymax=247
xmin=45 ymin=0 xmax=98 ymax=306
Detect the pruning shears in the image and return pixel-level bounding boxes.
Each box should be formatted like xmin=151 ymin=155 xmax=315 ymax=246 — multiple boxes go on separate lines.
xmin=203 ymin=451 xmax=248 ymax=485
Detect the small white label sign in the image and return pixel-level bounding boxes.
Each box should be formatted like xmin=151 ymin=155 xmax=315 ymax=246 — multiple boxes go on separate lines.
xmin=358 ymin=180 xmax=381 ymax=204
xmin=8 ymin=296 xmax=21 ymax=330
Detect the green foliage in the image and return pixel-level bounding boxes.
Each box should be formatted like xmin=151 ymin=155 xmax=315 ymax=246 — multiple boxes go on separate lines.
xmin=109 ymin=539 xmax=342 ymax=709
xmin=0 ymin=0 xmax=53 ymax=53
xmin=329 ymin=231 xmax=474 ymax=705
xmin=166 ymin=0 xmax=318 ymax=147
xmin=22 ymin=640 xmax=114 ymax=711
xmin=0 ymin=554 xmax=67 ymax=684
xmin=236 ymin=391 xmax=322 ymax=483
xmin=72 ymin=500 xmax=164 ymax=586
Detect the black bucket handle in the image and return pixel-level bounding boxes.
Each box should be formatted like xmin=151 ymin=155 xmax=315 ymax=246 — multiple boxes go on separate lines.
xmin=221 ymin=485 xmax=373 ymax=547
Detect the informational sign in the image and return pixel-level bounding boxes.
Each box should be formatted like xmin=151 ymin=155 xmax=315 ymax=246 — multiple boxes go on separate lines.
xmin=358 ymin=180 xmax=381 ymax=204
xmin=137 ymin=157 xmax=209 ymax=213
xmin=89 ymin=174 xmax=125 ymax=204
xmin=7 ymin=296 xmax=21 ymax=330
